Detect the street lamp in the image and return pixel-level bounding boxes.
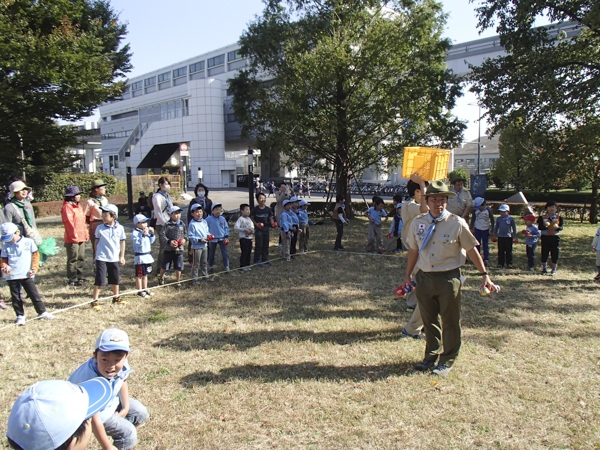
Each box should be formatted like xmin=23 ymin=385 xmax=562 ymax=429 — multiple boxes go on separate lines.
xmin=197 ymin=167 xmax=203 ymax=183
xmin=468 ymin=102 xmax=483 ymax=174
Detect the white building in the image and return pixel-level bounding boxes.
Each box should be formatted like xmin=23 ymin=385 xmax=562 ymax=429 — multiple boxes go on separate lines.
xmin=99 ymin=44 xmax=272 ymax=189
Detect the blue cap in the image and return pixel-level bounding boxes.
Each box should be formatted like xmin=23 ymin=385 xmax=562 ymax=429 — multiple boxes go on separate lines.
xmin=1 ymin=222 xmax=19 ymax=242
xmin=283 ymin=199 xmax=291 ymax=206
xmin=168 ymin=206 xmax=182 ymax=214
xmin=133 ymin=214 xmax=150 ymax=225
xmin=298 ymin=199 xmax=310 ymax=206
xmin=498 ymin=204 xmax=510 ymax=212
xmin=289 ymin=196 xmax=298 ymax=203
xmin=190 ymin=203 xmax=203 ymax=211
xmin=95 ymin=328 xmax=130 ymax=352
xmin=211 ymin=203 xmax=223 ymax=211
xmin=6 ymin=378 xmax=112 ymax=450
xmin=100 ymin=204 xmax=118 ymax=218
xmin=474 ymin=197 xmax=485 ymax=207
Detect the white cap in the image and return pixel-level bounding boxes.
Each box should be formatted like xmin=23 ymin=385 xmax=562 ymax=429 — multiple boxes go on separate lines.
xmin=100 ymin=204 xmax=119 ymax=218
xmin=133 ymin=214 xmax=150 ymax=225
xmin=1 ymin=222 xmax=19 ymax=242
xmin=95 ymin=328 xmax=130 ymax=352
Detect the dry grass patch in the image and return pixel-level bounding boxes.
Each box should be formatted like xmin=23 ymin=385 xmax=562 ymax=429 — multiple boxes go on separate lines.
xmin=1 ymin=219 xmax=600 ymax=449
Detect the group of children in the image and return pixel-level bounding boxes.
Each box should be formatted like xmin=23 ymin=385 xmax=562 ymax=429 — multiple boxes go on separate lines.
xmin=6 ymin=327 xmax=148 ymax=450
xmin=364 ymin=195 xmax=404 ymax=254
xmin=278 ymin=194 xmax=311 ymax=261
xmin=469 ymin=198 xmax=564 ymax=275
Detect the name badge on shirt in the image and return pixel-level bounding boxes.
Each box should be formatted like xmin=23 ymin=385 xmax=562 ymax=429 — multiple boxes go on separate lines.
xmin=418 ymin=223 xmax=426 ymax=235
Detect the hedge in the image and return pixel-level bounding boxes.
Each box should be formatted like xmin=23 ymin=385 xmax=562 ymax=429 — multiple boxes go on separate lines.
xmin=483 ymin=189 xmax=596 ymax=205
xmin=33 ymin=174 xmax=118 ymax=203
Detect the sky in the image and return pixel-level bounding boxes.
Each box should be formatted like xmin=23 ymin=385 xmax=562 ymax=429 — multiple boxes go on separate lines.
xmin=91 ymin=0 xmax=500 ymax=142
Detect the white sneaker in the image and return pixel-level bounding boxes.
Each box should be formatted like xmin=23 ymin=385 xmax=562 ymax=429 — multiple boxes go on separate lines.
xmin=38 ymin=312 xmax=55 ymax=320
xmin=15 ymin=316 xmax=26 ymax=326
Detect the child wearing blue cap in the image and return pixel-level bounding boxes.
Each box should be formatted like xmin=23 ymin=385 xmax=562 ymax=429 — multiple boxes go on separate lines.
xmin=366 ymin=197 xmax=388 ymax=253
xmin=69 ymin=329 xmax=149 ymax=450
xmin=131 ymin=214 xmax=155 ymax=298
xmin=188 ymin=203 xmax=211 ymax=282
xmin=298 ymin=199 xmax=310 ymax=253
xmin=6 ymin=377 xmax=113 ymax=450
xmin=158 ymin=206 xmax=188 ymax=286
xmin=205 ymin=203 xmax=230 ymax=273
xmin=91 ymin=205 xmax=126 ymax=310
xmin=1 ymin=222 xmax=54 ymax=325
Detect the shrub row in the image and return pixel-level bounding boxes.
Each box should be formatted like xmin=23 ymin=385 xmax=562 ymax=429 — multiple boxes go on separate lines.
xmin=483 ymin=190 xmax=597 ymax=205
xmin=33 ymin=174 xmax=118 ymax=203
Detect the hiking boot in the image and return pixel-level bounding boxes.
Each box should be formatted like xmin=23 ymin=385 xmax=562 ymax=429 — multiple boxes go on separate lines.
xmin=432 ymin=363 xmax=452 ymax=376
xmin=414 ymin=359 xmax=436 ymax=372
xmin=400 ymin=328 xmax=425 ymax=340
xmin=37 ymin=312 xmax=54 ymax=320
xmin=15 ymin=315 xmax=26 ymax=326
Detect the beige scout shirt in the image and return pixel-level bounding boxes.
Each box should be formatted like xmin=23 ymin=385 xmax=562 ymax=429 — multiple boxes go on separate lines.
xmin=401 ymin=199 xmax=422 ymax=245
xmin=446 ymin=188 xmax=473 ymax=217
xmin=405 ymin=212 xmax=479 ymax=272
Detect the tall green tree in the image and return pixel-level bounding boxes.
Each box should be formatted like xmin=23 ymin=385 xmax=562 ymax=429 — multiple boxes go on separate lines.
xmin=468 ymin=0 xmax=600 ymax=221
xmin=229 ymin=0 xmax=465 ymax=213
xmin=0 ymin=0 xmax=131 ymax=187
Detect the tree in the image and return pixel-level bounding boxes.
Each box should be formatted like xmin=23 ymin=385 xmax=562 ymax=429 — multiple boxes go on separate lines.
xmin=468 ymin=0 xmax=600 ymax=220
xmin=0 ymin=0 xmax=131 ymax=187
xmin=229 ymin=0 xmax=465 ymax=214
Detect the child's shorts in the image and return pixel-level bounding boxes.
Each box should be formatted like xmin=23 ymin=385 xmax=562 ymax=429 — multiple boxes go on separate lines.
xmin=95 ymin=260 xmax=120 ymax=286
xmin=163 ymin=252 xmax=184 ymax=271
xmin=135 ymin=263 xmax=153 ymax=278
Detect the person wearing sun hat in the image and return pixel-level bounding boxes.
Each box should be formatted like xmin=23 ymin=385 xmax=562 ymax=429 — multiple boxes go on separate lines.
xmin=446 ymin=174 xmax=474 ymax=219
xmin=402 ymin=180 xmax=496 ymax=376
xmin=6 ymin=377 xmax=113 ymax=450
xmin=4 ymin=180 xmax=37 ymax=239
xmin=86 ymin=179 xmax=109 ymax=264
xmin=61 ymin=186 xmax=90 ymax=287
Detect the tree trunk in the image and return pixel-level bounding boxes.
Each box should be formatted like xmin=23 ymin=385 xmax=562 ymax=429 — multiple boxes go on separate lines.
xmin=590 ymin=177 xmax=599 ymax=224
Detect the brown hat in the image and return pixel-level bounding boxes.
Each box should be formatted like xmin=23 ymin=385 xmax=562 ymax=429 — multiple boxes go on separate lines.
xmin=426 ymin=180 xmax=457 ymax=197
xmin=91 ymin=179 xmax=106 ymax=189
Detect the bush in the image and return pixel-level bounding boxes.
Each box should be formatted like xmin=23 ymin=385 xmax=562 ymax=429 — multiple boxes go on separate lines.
xmin=32 ymin=195 xmax=128 ymax=219
xmin=33 ymin=174 xmax=118 ymax=202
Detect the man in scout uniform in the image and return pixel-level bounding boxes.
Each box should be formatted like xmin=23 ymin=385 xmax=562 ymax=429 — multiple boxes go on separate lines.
xmin=446 ymin=175 xmax=473 ymax=219
xmin=402 ymin=180 xmax=497 ymax=376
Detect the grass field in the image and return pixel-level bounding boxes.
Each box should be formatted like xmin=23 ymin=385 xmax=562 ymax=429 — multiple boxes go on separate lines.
xmin=1 ymin=217 xmax=600 ymax=449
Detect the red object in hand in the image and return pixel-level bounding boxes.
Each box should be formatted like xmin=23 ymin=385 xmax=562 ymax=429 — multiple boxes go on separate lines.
xmin=521 ymin=229 xmax=527 ymax=234
xmin=176 ymin=238 xmax=184 ymax=246
xmin=258 ymin=222 xmax=264 ymax=228
xmin=492 ymin=237 xmax=498 ymax=243
xmin=207 ymin=234 xmax=215 ymax=241
xmin=386 ymin=233 xmax=392 ymax=239
xmin=223 ymin=238 xmax=230 ymax=246
xmin=513 ymin=238 xmax=518 ymax=244
xmin=395 ymin=286 xmax=406 ymax=297
xmin=272 ymin=221 xmax=277 ymax=228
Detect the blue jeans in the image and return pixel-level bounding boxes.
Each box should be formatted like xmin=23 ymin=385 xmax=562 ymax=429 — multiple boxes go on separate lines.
xmin=474 ymin=228 xmax=490 ymax=262
xmin=208 ymin=240 xmax=230 ymax=270
xmin=102 ymin=398 xmax=149 ymax=450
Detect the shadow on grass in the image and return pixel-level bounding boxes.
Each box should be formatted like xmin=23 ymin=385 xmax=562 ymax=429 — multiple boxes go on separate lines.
xmin=180 ymin=361 xmax=416 ymax=386
xmin=154 ymin=328 xmax=402 ymax=351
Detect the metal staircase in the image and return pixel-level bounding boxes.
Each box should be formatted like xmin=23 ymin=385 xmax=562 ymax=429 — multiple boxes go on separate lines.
xmin=118 ymin=122 xmax=149 ymax=162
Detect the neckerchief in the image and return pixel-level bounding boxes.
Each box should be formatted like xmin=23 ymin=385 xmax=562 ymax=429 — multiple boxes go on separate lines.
xmin=10 ymin=199 xmax=32 ymax=227
xmin=451 ymin=188 xmax=463 ymax=207
xmin=419 ymin=210 xmax=448 ymax=252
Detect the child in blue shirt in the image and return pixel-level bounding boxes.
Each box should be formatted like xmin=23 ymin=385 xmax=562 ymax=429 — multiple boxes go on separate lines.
xmin=131 ymin=214 xmax=155 ymax=298
xmin=298 ymin=199 xmax=310 ymax=253
xmin=493 ymin=203 xmax=517 ymax=269
xmin=92 ymin=204 xmax=126 ymax=310
xmin=188 ymin=203 xmax=211 ymax=282
xmin=69 ymin=328 xmax=149 ymax=450
xmin=1 ymin=222 xmax=53 ymax=325
xmin=205 ymin=203 xmax=230 ymax=272
xmin=279 ymin=199 xmax=294 ymax=261
xmin=366 ymin=198 xmax=388 ymax=253
xmin=288 ymin=197 xmax=300 ymax=256
xmin=470 ymin=197 xmax=495 ymax=265
xmin=387 ymin=203 xmax=403 ymax=253
xmin=522 ymin=214 xmax=541 ymax=271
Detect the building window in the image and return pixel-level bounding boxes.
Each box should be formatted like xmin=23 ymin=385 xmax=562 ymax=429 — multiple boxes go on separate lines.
xmin=455 ymin=159 xmax=463 ymax=164
xmin=173 ymin=67 xmax=186 ymax=78
xmin=228 ymin=50 xmax=242 ymax=62
xmin=159 ymin=99 xmax=189 ymax=120
xmin=189 ymin=61 xmax=205 ymax=73
xmin=110 ymin=110 xmax=138 ymax=121
xmin=131 ymin=81 xmax=143 ymax=97
xmin=466 ymin=159 xmax=475 ymax=164
xmin=144 ymin=77 xmax=156 ymax=87
xmin=108 ymin=155 xmax=119 ymax=170
xmin=102 ymin=130 xmax=133 ymax=140
xmin=158 ymin=72 xmax=170 ymax=83
xmin=207 ymin=54 xmax=225 ymax=68
xmin=489 ymin=158 xmax=497 ymax=163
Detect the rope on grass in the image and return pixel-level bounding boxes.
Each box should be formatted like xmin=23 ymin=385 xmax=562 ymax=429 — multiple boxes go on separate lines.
xmin=0 ymin=251 xmax=323 ymax=331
